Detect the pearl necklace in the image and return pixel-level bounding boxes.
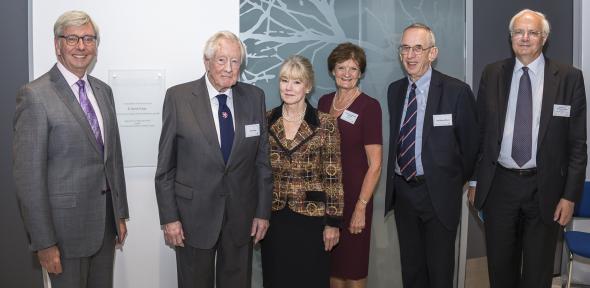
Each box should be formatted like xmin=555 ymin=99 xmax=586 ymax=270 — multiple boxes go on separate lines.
xmin=282 ymin=105 xmax=306 ymax=123
xmin=332 ymin=87 xmax=360 ymax=111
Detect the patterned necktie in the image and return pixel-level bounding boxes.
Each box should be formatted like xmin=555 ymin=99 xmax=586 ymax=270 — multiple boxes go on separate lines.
xmin=76 ymin=80 xmax=104 ymax=152
xmin=217 ymin=94 xmax=234 ymax=164
xmin=512 ymin=67 xmax=532 ymax=167
xmin=398 ymin=83 xmax=418 ymax=180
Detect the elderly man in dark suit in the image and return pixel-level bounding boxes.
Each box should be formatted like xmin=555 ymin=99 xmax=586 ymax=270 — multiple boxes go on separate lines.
xmin=469 ymin=9 xmax=587 ymax=288
xmin=155 ymin=31 xmax=273 ymax=288
xmin=13 ymin=10 xmax=129 ymax=288
xmin=385 ymin=23 xmax=479 ymax=288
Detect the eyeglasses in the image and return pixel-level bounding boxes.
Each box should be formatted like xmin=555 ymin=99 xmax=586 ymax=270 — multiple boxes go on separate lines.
xmin=58 ymin=35 xmax=97 ymax=46
xmin=398 ymin=45 xmax=434 ymax=55
xmin=510 ymin=29 xmax=544 ymax=39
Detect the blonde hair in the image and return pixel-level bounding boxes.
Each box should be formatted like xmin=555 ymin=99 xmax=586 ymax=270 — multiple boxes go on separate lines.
xmin=279 ymin=55 xmax=315 ymax=91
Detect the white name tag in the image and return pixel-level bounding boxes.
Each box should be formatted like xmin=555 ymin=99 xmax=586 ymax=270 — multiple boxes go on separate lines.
xmin=553 ymin=104 xmax=571 ymax=117
xmin=245 ymin=124 xmax=260 ymax=137
xmin=340 ymin=110 xmax=359 ymax=124
xmin=433 ymin=114 xmax=453 ymax=126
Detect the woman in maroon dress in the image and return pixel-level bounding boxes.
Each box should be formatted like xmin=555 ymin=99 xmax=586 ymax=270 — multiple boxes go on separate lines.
xmin=318 ymin=43 xmax=382 ymax=288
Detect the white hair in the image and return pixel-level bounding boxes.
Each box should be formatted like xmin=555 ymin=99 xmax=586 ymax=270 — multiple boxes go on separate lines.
xmin=402 ymin=23 xmax=436 ymax=47
xmin=509 ymin=9 xmax=550 ymax=37
xmin=203 ymin=31 xmax=246 ymax=65
xmin=54 ymin=10 xmax=100 ymax=45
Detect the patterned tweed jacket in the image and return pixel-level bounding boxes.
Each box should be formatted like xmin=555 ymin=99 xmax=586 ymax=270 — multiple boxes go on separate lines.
xmin=267 ymin=101 xmax=344 ymax=227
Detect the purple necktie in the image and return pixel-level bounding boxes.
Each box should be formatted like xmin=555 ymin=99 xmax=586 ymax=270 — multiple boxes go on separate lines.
xmin=511 ymin=67 xmax=532 ymax=167
xmin=76 ymin=80 xmax=104 ymax=152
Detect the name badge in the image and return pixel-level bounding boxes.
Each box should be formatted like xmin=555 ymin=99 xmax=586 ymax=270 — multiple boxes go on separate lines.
xmin=433 ymin=114 xmax=453 ymax=126
xmin=553 ymin=104 xmax=571 ymax=117
xmin=340 ymin=110 xmax=359 ymax=124
xmin=245 ymin=124 xmax=260 ymax=137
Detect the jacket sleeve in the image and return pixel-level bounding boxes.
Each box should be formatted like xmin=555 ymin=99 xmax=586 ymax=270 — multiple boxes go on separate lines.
xmin=321 ymin=115 xmax=344 ymax=227
xmin=154 ymin=89 xmax=179 ymax=225
xmin=13 ymin=85 xmax=57 ymax=251
xmin=254 ymin=89 xmax=273 ymax=220
xmin=563 ymin=70 xmax=587 ymax=202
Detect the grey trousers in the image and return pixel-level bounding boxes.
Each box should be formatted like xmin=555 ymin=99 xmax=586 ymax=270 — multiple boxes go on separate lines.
xmin=49 ymin=192 xmax=117 ymax=288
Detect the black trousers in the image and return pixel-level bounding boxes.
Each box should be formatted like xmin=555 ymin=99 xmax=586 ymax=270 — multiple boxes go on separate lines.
xmin=393 ymin=174 xmax=457 ymax=288
xmin=483 ymin=166 xmax=559 ymax=288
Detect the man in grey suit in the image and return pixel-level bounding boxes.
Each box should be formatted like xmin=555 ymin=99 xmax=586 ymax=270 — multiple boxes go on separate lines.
xmin=12 ymin=10 xmax=129 ymax=288
xmin=155 ymin=31 xmax=273 ymax=288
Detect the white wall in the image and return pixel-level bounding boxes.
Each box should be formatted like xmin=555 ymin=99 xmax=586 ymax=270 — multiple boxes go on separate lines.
xmin=32 ymin=1 xmax=239 ymax=287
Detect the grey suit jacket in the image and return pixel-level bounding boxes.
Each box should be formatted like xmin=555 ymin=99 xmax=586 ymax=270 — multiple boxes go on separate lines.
xmin=13 ymin=65 xmax=129 ymax=258
xmin=155 ymin=75 xmax=273 ymax=249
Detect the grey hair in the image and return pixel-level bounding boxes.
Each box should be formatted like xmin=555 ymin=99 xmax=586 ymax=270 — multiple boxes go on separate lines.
xmin=54 ymin=10 xmax=100 ymax=45
xmin=402 ymin=23 xmax=436 ymax=47
xmin=509 ymin=9 xmax=550 ymax=37
xmin=279 ymin=55 xmax=315 ymax=90
xmin=203 ymin=31 xmax=247 ymax=65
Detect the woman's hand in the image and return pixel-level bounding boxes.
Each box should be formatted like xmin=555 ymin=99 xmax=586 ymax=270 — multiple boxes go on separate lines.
xmin=323 ymin=226 xmax=340 ymax=251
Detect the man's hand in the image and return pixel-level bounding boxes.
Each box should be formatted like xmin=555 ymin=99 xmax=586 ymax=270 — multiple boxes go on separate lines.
xmin=251 ymin=218 xmax=269 ymax=245
xmin=164 ymin=221 xmax=185 ymax=247
xmin=554 ymin=198 xmax=575 ymax=226
xmin=116 ymin=219 xmax=127 ymax=248
xmin=323 ymin=226 xmax=340 ymax=251
xmin=468 ymin=186 xmax=476 ymax=206
xmin=38 ymin=245 xmax=62 ymax=274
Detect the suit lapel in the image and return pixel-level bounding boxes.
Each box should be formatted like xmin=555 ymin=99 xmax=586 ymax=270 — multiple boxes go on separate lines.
xmin=537 ymin=60 xmax=559 ymax=148
xmin=50 ymin=66 xmax=103 ymax=156
xmin=497 ymin=59 xmax=515 ymax=139
xmin=228 ymin=84 xmax=246 ymax=164
xmin=189 ymin=77 xmax=225 ymax=165
xmin=89 ymin=76 xmax=110 ymax=161
xmin=391 ymin=78 xmax=409 ymax=149
xmin=422 ymin=70 xmax=442 ymax=144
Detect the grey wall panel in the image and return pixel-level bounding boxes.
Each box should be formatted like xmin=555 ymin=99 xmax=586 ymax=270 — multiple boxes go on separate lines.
xmin=468 ymin=0 xmax=573 ymax=260
xmin=0 ymin=0 xmax=43 ymax=286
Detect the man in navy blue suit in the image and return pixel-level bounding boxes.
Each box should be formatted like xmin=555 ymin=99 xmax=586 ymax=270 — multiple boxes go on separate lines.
xmin=385 ymin=23 xmax=479 ymax=288
xmin=469 ymin=9 xmax=587 ymax=288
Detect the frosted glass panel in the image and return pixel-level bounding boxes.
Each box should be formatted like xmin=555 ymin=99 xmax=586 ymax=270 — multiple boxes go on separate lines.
xmin=240 ymin=1 xmax=465 ymax=287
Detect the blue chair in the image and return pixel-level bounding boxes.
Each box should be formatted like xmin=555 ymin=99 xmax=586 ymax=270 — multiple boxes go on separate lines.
xmin=564 ymin=181 xmax=590 ymax=288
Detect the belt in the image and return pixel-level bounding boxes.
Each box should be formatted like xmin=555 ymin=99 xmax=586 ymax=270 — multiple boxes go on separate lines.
xmin=498 ymin=164 xmax=537 ymax=176
xmin=396 ymin=173 xmax=426 ymax=185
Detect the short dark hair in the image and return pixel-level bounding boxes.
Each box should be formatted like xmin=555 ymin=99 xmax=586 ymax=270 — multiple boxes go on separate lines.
xmin=327 ymin=42 xmax=367 ymax=74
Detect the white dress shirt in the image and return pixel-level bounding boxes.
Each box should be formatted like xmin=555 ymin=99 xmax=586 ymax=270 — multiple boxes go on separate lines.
xmin=498 ymin=54 xmax=545 ymax=169
xmin=57 ymin=62 xmax=105 ymax=142
xmin=205 ymin=74 xmax=236 ymax=147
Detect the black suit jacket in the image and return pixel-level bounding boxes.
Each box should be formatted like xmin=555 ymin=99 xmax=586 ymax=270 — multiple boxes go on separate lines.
xmin=474 ymin=58 xmax=587 ymax=223
xmin=385 ymin=69 xmax=479 ymax=230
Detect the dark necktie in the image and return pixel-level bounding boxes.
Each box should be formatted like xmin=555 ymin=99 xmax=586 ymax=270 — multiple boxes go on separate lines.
xmin=76 ymin=80 xmax=104 ymax=152
xmin=398 ymin=83 xmax=418 ymax=180
xmin=512 ymin=67 xmax=532 ymax=167
xmin=217 ymin=94 xmax=234 ymax=164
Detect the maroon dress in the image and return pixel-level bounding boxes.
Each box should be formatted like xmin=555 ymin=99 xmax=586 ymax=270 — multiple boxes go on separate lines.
xmin=318 ymin=92 xmax=382 ymax=279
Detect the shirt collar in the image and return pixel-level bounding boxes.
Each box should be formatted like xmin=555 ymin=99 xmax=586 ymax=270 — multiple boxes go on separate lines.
xmin=407 ymin=66 xmax=432 ymax=94
xmin=515 ymin=53 xmax=545 ymax=77
xmin=56 ymin=61 xmax=89 ymax=87
xmin=205 ymin=73 xmax=233 ymax=101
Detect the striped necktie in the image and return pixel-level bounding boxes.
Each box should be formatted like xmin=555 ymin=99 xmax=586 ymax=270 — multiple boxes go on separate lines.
xmin=398 ymin=83 xmax=418 ymax=180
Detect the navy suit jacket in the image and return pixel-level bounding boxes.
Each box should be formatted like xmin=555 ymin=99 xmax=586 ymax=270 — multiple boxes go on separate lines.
xmin=474 ymin=58 xmax=587 ymax=223
xmin=385 ymin=69 xmax=479 ymax=230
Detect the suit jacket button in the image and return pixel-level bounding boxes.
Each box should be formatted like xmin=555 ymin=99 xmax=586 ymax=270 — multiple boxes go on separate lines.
xmin=491 ymin=161 xmax=496 ymax=166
